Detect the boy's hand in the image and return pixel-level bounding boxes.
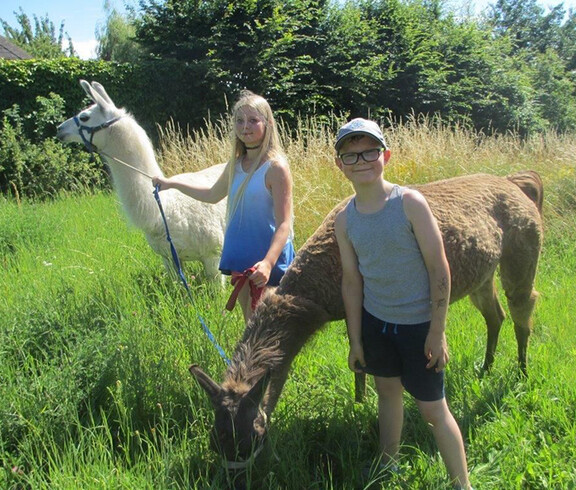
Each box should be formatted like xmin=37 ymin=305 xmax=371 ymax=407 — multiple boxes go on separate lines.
xmin=348 ymin=343 xmax=366 ymax=373
xmin=425 ymin=330 xmax=449 ymax=372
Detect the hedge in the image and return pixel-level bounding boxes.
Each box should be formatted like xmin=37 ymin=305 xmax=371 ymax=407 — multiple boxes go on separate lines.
xmin=0 ymin=58 xmax=229 ymax=139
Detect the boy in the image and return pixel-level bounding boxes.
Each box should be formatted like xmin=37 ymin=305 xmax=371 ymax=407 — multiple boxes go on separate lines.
xmin=333 ymin=118 xmax=471 ymax=489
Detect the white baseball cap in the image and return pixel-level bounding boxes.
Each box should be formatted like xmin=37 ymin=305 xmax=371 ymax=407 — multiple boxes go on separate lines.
xmin=335 ymin=118 xmax=387 ymax=151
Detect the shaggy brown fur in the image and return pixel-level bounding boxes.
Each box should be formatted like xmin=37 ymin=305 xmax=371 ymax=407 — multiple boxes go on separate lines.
xmin=191 ymin=171 xmax=543 ymax=463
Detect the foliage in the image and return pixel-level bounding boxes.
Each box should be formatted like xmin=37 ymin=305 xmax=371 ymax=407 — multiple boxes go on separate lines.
xmin=135 ymin=0 xmax=333 ymax=120
xmin=0 ymin=59 xmax=128 ymax=129
xmin=528 ymin=48 xmax=576 ymax=132
xmin=557 ymin=9 xmax=576 ymax=70
xmin=0 ymin=58 xmax=216 ymax=137
xmin=483 ymin=0 xmax=576 ymax=132
xmin=96 ymin=0 xmax=144 ymax=63
xmin=1 ymin=0 xmax=576 ymax=148
xmin=130 ymin=0 xmax=576 ymax=134
xmin=0 ymin=94 xmax=108 ymax=199
xmin=0 ymin=7 xmax=75 ymax=58
xmin=488 ymin=0 xmax=566 ymax=55
xmin=318 ymin=0 xmax=401 ymax=118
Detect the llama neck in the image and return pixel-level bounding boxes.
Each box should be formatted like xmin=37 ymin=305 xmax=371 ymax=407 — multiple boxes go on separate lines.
xmin=100 ymin=121 xmax=163 ymax=230
xmin=227 ymin=294 xmax=330 ymax=411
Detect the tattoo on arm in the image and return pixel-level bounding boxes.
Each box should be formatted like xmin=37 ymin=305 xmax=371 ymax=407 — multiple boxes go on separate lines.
xmin=437 ymin=276 xmax=449 ymax=294
xmin=435 ymin=298 xmax=447 ymax=310
xmin=436 ymin=276 xmax=449 ymax=310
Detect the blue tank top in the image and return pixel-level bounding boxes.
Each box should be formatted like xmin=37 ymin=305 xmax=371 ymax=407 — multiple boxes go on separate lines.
xmin=346 ymin=185 xmax=431 ymax=324
xmin=219 ymin=160 xmax=294 ymax=286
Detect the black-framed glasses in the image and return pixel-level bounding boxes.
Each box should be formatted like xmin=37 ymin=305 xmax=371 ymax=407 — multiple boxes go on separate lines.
xmin=338 ymin=148 xmax=384 ymax=166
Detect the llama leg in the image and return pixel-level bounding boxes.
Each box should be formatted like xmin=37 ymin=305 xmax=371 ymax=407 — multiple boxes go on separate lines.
xmin=355 ymin=372 xmax=366 ymax=402
xmin=505 ymin=289 xmax=538 ymax=375
xmin=203 ymin=255 xmax=224 ymax=286
xmin=500 ymin=236 xmax=541 ymax=375
xmin=469 ymin=278 xmax=506 ymax=372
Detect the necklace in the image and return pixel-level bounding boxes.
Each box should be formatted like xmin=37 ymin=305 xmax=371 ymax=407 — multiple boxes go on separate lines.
xmin=245 ymin=143 xmax=262 ymax=150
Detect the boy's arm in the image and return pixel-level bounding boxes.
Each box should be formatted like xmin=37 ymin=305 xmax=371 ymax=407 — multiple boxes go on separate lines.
xmin=334 ymin=209 xmax=365 ymax=373
xmin=404 ymin=189 xmax=451 ymax=372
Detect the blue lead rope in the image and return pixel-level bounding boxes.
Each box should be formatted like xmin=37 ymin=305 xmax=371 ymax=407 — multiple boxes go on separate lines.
xmin=153 ymin=185 xmax=231 ymax=365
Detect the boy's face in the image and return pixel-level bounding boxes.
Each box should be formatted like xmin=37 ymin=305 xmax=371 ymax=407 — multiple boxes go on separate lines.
xmin=335 ymin=135 xmax=391 ymax=184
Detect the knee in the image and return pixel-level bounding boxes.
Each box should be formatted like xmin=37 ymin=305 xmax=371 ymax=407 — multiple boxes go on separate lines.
xmin=374 ymin=377 xmax=403 ymax=398
xmin=417 ymin=399 xmax=449 ymax=426
xmin=506 ymin=288 xmax=538 ymax=311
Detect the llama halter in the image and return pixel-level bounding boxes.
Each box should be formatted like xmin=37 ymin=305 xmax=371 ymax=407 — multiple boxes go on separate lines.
xmin=73 ymin=114 xmax=123 ymax=155
xmin=221 ymin=407 xmax=268 ymax=470
xmin=73 ymin=113 xmax=155 ymax=178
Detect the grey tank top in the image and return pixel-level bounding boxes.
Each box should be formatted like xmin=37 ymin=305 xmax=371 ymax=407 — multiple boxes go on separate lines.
xmin=346 ymin=185 xmax=431 ymax=324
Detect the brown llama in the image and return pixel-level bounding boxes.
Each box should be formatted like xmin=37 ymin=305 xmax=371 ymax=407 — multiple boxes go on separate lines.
xmin=190 ymin=171 xmax=543 ymax=466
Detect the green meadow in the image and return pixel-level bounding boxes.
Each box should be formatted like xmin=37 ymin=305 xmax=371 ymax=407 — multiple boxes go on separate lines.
xmin=1 ymin=118 xmax=575 ymax=488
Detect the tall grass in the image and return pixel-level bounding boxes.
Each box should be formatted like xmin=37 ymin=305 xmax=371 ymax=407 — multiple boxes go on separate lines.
xmin=1 ymin=116 xmax=575 ymax=488
xmin=156 ymin=114 xmax=575 ymax=240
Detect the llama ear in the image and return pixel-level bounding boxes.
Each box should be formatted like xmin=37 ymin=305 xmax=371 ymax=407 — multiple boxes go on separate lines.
xmin=80 ymin=79 xmax=93 ymax=99
xmin=79 ymin=79 xmax=111 ymax=110
xmin=241 ymin=369 xmax=271 ymax=409
xmin=189 ymin=364 xmax=223 ymax=404
xmin=91 ymin=81 xmax=115 ymax=107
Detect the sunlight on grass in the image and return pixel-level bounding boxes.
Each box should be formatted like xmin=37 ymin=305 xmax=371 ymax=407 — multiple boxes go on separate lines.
xmin=1 ymin=116 xmax=575 ymax=488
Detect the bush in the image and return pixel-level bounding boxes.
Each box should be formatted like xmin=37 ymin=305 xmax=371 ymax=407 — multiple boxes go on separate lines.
xmin=0 ymin=58 xmax=227 ymax=140
xmin=0 ymin=94 xmax=109 ymax=199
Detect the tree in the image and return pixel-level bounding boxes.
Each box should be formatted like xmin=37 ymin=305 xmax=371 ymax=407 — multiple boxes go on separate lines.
xmin=488 ymin=0 xmax=565 ymax=54
xmin=319 ymin=0 xmax=399 ymax=118
xmin=557 ymin=9 xmax=576 ymax=70
xmin=135 ymin=0 xmax=333 ymax=121
xmin=0 ymin=8 xmax=75 ymax=58
xmin=125 ymin=0 xmax=576 ymax=133
xmin=529 ymin=48 xmax=576 ymax=132
xmin=96 ymin=0 xmax=144 ymax=62
xmin=487 ymin=0 xmax=576 ymax=132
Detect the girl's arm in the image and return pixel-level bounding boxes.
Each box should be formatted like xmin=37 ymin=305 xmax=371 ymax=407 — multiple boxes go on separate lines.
xmin=404 ymin=189 xmax=451 ymax=372
xmin=152 ymin=164 xmax=230 ymax=204
xmin=334 ymin=209 xmax=366 ymax=373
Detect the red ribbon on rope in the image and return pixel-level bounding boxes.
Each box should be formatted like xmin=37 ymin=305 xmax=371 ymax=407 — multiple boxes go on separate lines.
xmin=225 ymin=267 xmax=264 ymax=312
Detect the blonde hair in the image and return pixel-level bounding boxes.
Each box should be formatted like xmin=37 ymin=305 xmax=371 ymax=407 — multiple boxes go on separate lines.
xmin=225 ymin=90 xmax=286 ymax=223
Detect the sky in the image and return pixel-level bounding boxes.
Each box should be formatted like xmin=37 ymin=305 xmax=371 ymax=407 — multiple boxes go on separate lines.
xmin=0 ymin=0 xmax=132 ymax=59
xmin=1 ymin=0 xmax=575 ymax=60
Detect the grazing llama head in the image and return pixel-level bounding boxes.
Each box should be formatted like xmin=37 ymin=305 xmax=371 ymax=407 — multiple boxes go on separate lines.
xmin=188 ymin=291 xmax=331 ymax=469
xmin=190 ymin=364 xmax=271 ymax=468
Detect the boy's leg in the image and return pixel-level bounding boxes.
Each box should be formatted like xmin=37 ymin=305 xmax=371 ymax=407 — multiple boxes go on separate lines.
xmin=374 ymin=376 xmax=404 ymax=465
xmin=415 ymin=398 xmax=470 ymax=488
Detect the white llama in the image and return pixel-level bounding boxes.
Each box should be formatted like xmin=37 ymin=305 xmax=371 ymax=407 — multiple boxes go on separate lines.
xmin=57 ymin=80 xmax=227 ymax=283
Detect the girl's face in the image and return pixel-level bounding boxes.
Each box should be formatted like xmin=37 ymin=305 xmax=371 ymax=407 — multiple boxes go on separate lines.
xmin=235 ymin=106 xmax=267 ymax=148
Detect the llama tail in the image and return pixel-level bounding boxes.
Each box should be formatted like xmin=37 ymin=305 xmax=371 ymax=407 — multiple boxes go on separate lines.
xmin=507 ymin=170 xmax=544 ymax=215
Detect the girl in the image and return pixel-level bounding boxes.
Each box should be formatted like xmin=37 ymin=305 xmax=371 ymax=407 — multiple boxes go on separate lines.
xmin=152 ymin=91 xmax=294 ymax=322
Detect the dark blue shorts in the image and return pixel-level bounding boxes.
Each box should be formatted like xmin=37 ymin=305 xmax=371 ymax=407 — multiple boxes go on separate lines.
xmin=360 ymin=308 xmax=445 ymax=402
